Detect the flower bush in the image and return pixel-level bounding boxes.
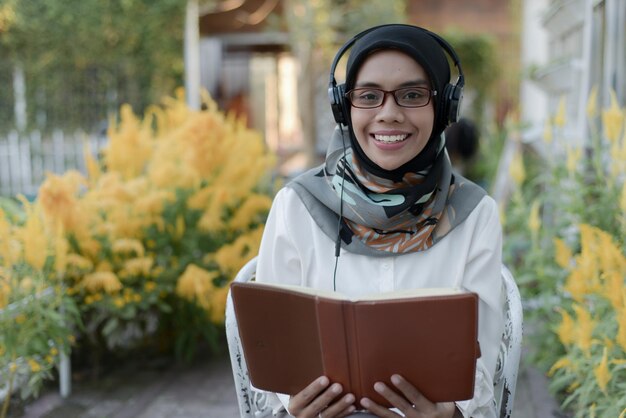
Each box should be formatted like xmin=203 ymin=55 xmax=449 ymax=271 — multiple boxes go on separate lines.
xmin=1 ymin=89 xmax=276 ymax=408
xmin=503 ymin=88 xmax=626 ymax=416
xmin=0 ymin=199 xmax=80 ymax=417
xmin=46 ymin=90 xmax=276 ymax=361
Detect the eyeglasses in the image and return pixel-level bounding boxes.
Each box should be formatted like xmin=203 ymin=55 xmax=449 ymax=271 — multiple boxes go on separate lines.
xmin=345 ymin=87 xmax=436 ymax=109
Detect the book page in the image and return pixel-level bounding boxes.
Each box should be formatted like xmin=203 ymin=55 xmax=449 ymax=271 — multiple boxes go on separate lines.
xmin=248 ymin=280 xmax=464 ymax=302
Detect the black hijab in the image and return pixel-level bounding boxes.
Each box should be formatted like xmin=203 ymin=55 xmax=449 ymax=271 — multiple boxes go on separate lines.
xmin=342 ymin=25 xmax=452 ymax=181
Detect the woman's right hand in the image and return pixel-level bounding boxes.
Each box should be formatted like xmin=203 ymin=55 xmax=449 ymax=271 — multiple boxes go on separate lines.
xmin=288 ymin=376 xmax=356 ymax=418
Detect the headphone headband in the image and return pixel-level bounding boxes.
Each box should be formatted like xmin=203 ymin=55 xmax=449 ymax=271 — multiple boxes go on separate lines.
xmin=328 ymin=24 xmax=465 ymax=126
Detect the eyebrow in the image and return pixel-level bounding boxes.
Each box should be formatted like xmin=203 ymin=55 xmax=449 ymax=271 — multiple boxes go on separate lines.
xmin=354 ymin=79 xmax=430 ymax=88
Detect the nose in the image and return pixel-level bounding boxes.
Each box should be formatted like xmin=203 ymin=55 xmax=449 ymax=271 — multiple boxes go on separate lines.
xmin=376 ymin=93 xmax=404 ymax=123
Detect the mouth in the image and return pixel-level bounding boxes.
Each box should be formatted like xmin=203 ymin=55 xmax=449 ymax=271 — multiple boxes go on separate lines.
xmin=373 ymin=133 xmax=410 ymax=144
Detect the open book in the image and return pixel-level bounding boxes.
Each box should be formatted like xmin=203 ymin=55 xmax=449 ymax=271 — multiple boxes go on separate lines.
xmin=230 ymin=281 xmax=480 ymax=406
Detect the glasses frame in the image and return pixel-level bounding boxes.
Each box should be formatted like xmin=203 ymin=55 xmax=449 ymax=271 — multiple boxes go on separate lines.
xmin=345 ymin=86 xmax=437 ymax=109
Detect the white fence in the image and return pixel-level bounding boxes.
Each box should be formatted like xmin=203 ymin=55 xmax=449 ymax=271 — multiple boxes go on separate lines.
xmin=0 ymin=130 xmax=107 ymax=198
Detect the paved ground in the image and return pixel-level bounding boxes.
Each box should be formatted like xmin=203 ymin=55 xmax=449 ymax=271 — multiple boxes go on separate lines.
xmin=9 ymin=348 xmax=568 ymax=418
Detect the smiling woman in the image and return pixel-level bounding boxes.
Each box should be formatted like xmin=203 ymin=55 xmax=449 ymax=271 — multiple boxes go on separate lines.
xmin=253 ymin=24 xmax=504 ymax=418
xmin=348 ymin=50 xmax=435 ymax=171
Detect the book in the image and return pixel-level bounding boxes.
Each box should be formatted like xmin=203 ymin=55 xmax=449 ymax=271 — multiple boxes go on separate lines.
xmin=230 ymin=281 xmax=480 ymax=407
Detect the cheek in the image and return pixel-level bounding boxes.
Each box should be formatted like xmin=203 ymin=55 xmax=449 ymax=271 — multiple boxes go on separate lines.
xmin=349 ymin=110 xmax=369 ymax=140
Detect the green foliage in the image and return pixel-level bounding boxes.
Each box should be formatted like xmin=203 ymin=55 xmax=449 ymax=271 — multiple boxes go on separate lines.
xmin=442 ymin=30 xmax=499 ymax=127
xmin=0 ymin=268 xmax=81 ymax=414
xmin=0 ymin=0 xmax=187 ymax=133
xmin=502 ymin=97 xmax=626 ymax=416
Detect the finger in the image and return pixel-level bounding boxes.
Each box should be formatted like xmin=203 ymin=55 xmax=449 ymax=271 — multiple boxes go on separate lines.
xmin=288 ymin=376 xmax=330 ymax=414
xmin=359 ymin=397 xmax=400 ymax=418
xmin=390 ymin=374 xmax=433 ymax=411
xmin=304 ymin=382 xmax=346 ymax=417
xmin=374 ymin=381 xmax=413 ymax=411
xmin=322 ymin=395 xmax=356 ymax=418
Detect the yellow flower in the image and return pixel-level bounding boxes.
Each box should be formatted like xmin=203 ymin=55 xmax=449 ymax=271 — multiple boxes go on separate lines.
xmin=8 ymin=362 xmax=17 ymax=373
xmin=604 ymin=272 xmax=624 ymax=311
xmin=565 ymin=145 xmax=582 ymax=175
xmin=553 ymin=238 xmax=572 ymax=270
xmin=617 ymin=300 xmax=626 ymax=352
xmin=113 ymin=297 xmax=125 ymax=308
xmin=543 ymin=119 xmax=553 ymax=143
xmin=176 ymin=264 xmax=219 ymax=309
xmin=83 ymin=141 xmax=101 ymax=184
xmin=82 ymin=271 xmax=122 ymax=294
xmin=593 ymin=347 xmax=611 ymax=392
xmin=573 ymin=303 xmax=595 ymax=356
xmin=586 ymin=85 xmax=598 ymax=119
xmin=66 ymin=254 xmax=94 ymax=271
xmin=528 ymin=200 xmax=541 ymax=236
xmin=209 ymin=285 xmax=229 ymax=324
xmin=15 ymin=314 xmax=26 ymax=324
xmin=53 ymin=222 xmax=68 ymax=277
xmin=112 ymin=238 xmax=145 ymax=257
xmin=122 ymin=257 xmax=154 ymax=277
xmin=144 ymin=281 xmax=156 ymax=292
xmin=554 ymin=96 xmax=566 ymax=128
xmin=49 ymin=347 xmax=59 ymax=356
xmin=28 ymin=358 xmax=41 ymax=373
xmin=548 ymin=357 xmax=572 ymax=376
xmin=229 ymin=194 xmax=273 ymax=231
xmin=214 ymin=226 xmax=264 ymax=278
xmin=509 ymin=152 xmax=526 ymax=186
xmin=16 ymin=198 xmax=47 ymax=270
xmin=38 ymin=171 xmax=85 ymax=232
xmin=105 ymin=104 xmax=153 ymax=179
xmin=602 ymin=90 xmax=624 ymax=143
xmin=556 ymin=308 xmax=575 ymax=346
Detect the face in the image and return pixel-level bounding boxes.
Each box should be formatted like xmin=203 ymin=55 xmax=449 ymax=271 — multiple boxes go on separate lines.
xmin=350 ymin=50 xmax=435 ymax=171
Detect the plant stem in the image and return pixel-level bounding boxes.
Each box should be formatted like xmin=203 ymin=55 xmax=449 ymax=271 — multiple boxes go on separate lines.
xmin=0 ymin=368 xmax=16 ymax=418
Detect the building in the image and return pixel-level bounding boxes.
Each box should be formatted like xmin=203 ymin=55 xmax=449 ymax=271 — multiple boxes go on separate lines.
xmin=520 ymin=0 xmax=626 ymax=148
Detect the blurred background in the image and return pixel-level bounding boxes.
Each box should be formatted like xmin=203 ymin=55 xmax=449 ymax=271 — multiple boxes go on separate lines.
xmin=1 ymin=1 xmax=625 ymax=417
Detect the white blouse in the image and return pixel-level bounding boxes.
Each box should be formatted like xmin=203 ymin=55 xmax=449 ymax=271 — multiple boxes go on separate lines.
xmin=256 ymin=186 xmax=504 ymax=418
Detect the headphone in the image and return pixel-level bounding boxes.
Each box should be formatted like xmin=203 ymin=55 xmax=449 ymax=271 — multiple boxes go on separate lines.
xmin=328 ymin=24 xmax=465 ymax=128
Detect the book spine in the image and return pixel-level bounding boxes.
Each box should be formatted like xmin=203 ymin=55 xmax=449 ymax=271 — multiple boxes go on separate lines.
xmin=315 ymin=298 xmax=352 ymax=393
xmin=342 ymin=301 xmax=362 ymax=401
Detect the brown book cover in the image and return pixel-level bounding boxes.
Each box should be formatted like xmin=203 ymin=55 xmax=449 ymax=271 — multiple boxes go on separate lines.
xmin=230 ymin=281 xmax=480 ymax=407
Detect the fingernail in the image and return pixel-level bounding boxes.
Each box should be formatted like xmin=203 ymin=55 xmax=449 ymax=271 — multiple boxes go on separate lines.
xmin=331 ymin=383 xmax=342 ymax=393
xmin=344 ymin=394 xmax=355 ymax=403
xmin=391 ymin=374 xmax=401 ymax=385
xmin=361 ymin=398 xmax=371 ymax=408
xmin=374 ymin=382 xmax=385 ymax=393
xmin=319 ymin=377 xmax=329 ymax=386
xmin=347 ymin=405 xmax=356 ymax=413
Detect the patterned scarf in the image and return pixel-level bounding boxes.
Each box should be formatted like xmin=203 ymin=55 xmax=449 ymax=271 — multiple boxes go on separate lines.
xmin=288 ymin=127 xmax=486 ymax=257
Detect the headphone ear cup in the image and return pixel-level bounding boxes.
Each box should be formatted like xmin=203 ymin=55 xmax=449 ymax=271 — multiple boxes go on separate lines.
xmin=442 ymin=83 xmax=463 ymax=125
xmin=329 ymin=83 xmax=348 ymax=125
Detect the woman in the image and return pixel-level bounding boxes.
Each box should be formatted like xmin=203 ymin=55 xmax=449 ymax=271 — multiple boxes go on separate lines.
xmin=256 ymin=24 xmax=504 ymax=418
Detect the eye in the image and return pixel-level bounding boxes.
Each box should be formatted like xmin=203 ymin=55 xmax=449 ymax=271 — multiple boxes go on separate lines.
xmin=400 ymin=88 xmax=428 ymax=100
xmin=356 ymin=89 xmax=382 ymax=102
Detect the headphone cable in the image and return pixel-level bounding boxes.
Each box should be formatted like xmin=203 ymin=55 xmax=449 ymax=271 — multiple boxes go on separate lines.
xmin=332 ymin=128 xmax=348 ymax=291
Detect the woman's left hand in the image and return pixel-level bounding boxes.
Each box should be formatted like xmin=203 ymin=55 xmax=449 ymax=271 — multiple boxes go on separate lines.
xmin=359 ymin=374 xmax=459 ymax=418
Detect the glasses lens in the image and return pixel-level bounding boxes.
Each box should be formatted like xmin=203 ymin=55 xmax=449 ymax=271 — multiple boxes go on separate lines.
xmin=348 ymin=89 xmax=384 ymax=108
xmin=395 ymin=87 xmax=431 ymax=107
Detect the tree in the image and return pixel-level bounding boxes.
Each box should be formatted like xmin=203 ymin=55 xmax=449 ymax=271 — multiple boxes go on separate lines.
xmin=0 ymin=0 xmax=188 ymax=132
xmin=269 ymin=0 xmax=407 ymax=166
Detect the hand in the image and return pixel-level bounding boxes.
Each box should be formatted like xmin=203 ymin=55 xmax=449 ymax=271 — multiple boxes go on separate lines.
xmin=288 ymin=376 xmax=356 ymax=418
xmin=359 ymin=374 xmax=458 ymax=418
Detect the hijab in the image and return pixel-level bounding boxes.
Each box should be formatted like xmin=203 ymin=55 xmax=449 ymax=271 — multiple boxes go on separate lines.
xmin=288 ymin=25 xmax=486 ymax=256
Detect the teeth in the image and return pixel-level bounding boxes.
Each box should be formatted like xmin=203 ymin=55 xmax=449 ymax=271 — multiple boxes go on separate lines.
xmin=374 ymin=134 xmax=408 ymax=143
